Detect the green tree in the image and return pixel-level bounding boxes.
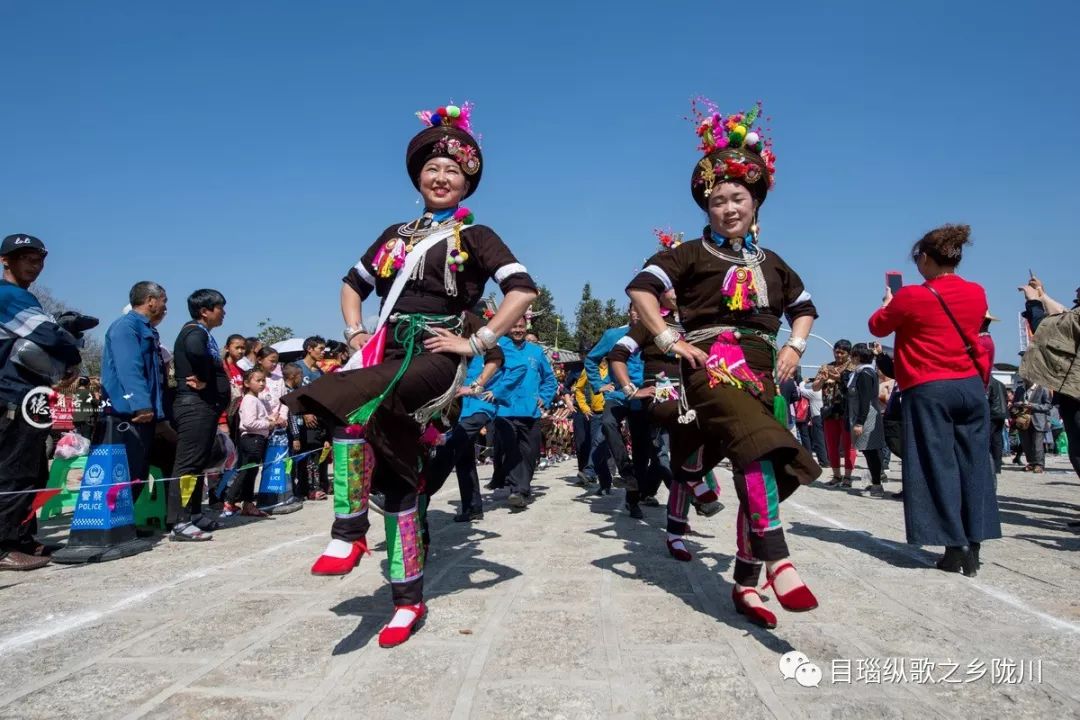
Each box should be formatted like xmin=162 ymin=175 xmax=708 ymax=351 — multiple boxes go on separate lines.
xmin=529 ymin=285 xmax=572 ymax=350
xmin=256 ymin=317 xmax=294 ymax=346
xmin=602 ymin=298 xmax=629 ymax=329
xmin=574 ymin=283 xmax=605 ymax=352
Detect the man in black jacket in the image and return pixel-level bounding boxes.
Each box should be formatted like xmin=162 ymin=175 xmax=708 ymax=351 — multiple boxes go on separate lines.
xmin=0 ymin=234 xmax=82 ymax=571
xmin=169 ymin=289 xmax=230 ymax=541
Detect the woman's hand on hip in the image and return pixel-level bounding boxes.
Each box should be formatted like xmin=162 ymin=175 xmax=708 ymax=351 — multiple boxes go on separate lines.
xmin=775 ymin=347 xmax=801 ymax=384
xmin=673 ymin=340 xmax=709 ymax=369
xmin=424 ymin=327 xmax=473 ymax=356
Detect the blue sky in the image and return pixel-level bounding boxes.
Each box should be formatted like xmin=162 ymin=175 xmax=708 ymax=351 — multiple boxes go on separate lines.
xmin=2 ymin=0 xmax=1077 ymax=368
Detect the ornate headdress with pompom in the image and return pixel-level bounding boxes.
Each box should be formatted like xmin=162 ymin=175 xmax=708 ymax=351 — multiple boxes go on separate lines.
xmin=688 ymin=98 xmax=775 ymax=209
xmin=406 ymin=101 xmax=483 ymax=197
xmin=654 ymin=228 xmax=684 ymax=252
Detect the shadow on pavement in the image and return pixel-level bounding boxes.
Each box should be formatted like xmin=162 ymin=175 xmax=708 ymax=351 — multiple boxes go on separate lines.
xmin=581 ymin=492 xmax=796 ymax=653
xmin=328 ymin=509 xmax=521 ymax=655
xmin=786 ymin=521 xmax=936 ymax=569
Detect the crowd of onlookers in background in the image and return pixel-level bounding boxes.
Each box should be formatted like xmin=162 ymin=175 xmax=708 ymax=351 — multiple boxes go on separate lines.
xmin=3 ymin=228 xmax=1079 ymax=573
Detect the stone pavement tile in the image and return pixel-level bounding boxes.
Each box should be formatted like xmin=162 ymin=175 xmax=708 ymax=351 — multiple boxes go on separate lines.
xmin=623 ymin=654 xmax=773 ymax=720
xmin=0 ymin=661 xmax=175 ymax=720
xmin=0 ymin=614 xmax=163 ymax=690
xmin=311 ymin=643 xmax=470 ymax=719
xmin=607 ymin=590 xmax=720 ymax=647
xmin=147 ymin=691 xmax=295 ymax=720
xmin=603 ymin=556 xmax=696 ymax=597
xmin=518 ymin=570 xmax=606 ymax=605
xmin=119 ymin=572 xmax=260 ymax=618
xmin=0 ymin=590 xmax=134 ymax=638
xmin=427 ymin=558 xmax=524 ymax=600
xmin=422 ymin=592 xmax=494 ymax=639
xmin=486 ymin=606 xmax=607 ymax=680
xmin=469 ymin=683 xmax=610 ymax=720
xmin=194 ymin=615 xmax=361 ymax=692
xmin=117 ymin=596 xmax=288 ymax=659
xmin=886 ymin=680 xmax=1075 ymax=720
xmin=772 ymin=693 xmax=947 ymax=720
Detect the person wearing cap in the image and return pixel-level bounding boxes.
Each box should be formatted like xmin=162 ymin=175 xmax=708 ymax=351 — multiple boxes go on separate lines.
xmin=0 ymin=233 xmax=82 ymax=571
xmin=281 ymin=101 xmax=537 ymax=648
xmin=99 ymin=281 xmax=169 ymax=502
xmin=627 ymin=100 xmax=822 ymax=630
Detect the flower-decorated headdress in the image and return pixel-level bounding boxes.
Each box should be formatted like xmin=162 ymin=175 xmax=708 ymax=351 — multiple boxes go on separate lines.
xmin=406 ymin=101 xmax=483 ymax=198
xmin=688 ymin=97 xmax=775 ymax=209
xmin=654 ymin=228 xmax=684 ymax=252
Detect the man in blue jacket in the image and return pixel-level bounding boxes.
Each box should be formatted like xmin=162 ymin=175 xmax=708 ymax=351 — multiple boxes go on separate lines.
xmin=584 ymin=308 xmax=653 ymax=518
xmin=0 ymin=234 xmax=82 ymax=571
xmin=426 ymin=354 xmax=524 ymax=521
xmin=100 ymin=282 xmax=169 ymax=502
xmin=495 ymin=317 xmax=557 ymax=508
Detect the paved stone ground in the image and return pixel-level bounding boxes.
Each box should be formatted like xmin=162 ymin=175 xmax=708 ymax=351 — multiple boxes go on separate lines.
xmin=1 ymin=454 xmax=1079 ymax=719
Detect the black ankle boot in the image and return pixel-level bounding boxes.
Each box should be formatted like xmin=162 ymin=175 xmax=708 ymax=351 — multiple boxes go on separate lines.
xmin=970 ymin=542 xmax=981 ymax=568
xmin=936 ymin=546 xmax=977 ymax=577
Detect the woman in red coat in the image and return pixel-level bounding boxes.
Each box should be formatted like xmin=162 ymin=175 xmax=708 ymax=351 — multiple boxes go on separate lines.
xmin=869 ymin=224 xmax=1000 ymax=576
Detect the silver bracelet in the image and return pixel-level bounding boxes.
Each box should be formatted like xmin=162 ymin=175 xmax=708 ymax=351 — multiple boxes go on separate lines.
xmin=654 ymin=327 xmax=680 ymax=353
xmin=468 ymin=335 xmax=482 ymax=356
xmin=344 ymin=324 xmax=366 ymax=342
xmin=476 ymin=326 xmax=498 ymax=351
xmin=622 ymin=383 xmax=638 ymax=397
xmin=784 ymin=336 xmax=807 ymax=355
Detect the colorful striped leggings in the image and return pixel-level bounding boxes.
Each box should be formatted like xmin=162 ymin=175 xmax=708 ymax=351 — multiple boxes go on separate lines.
xmin=731 ymin=456 xmax=801 ymax=586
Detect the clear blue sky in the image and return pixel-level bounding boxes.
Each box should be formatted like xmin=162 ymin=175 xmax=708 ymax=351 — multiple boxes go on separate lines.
xmin=3 ymin=0 xmax=1077 ymax=368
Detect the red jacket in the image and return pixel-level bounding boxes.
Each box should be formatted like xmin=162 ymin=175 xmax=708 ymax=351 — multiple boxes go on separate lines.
xmin=869 ymin=274 xmax=990 ymax=390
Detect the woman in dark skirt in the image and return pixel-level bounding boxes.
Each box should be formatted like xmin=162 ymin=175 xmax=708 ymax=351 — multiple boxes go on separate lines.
xmin=282 ymin=102 xmax=537 ymax=647
xmin=847 ymin=343 xmax=886 ymax=497
xmin=869 ymin=224 xmax=1000 ymax=576
xmin=627 ymin=100 xmax=823 ymax=630
xmin=608 ymin=230 xmax=723 ymax=560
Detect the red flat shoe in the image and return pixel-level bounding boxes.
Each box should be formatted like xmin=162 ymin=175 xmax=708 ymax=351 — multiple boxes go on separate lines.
xmin=667 ymin=538 xmax=692 ymax=562
xmin=763 ymin=561 xmax=819 ymax=612
xmin=378 ymin=602 xmax=427 ymax=648
xmin=732 ymin=587 xmax=777 ymax=629
xmin=690 ymin=483 xmax=719 ymax=505
xmin=310 ymin=539 xmax=370 ymax=576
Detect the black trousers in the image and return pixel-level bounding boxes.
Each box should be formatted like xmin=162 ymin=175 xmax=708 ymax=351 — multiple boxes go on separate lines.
xmin=573 ymin=413 xmax=591 ymax=472
xmin=642 ymin=425 xmax=671 ymax=498
xmin=599 ymin=401 xmax=652 ymax=494
xmin=1057 ymin=394 xmax=1080 ymax=479
xmin=864 ymin=448 xmax=883 ymax=484
xmin=809 ymin=416 xmax=829 ymax=466
xmin=427 ymin=412 xmax=489 ymax=512
xmin=989 ymin=419 xmax=1005 ymax=475
xmin=229 ymin=433 xmax=267 ymax=503
xmin=0 ymin=407 xmax=49 ymax=547
xmin=294 ymin=442 xmax=330 ymax=497
xmin=493 ymin=416 xmax=541 ymax=496
xmin=93 ymin=414 xmax=156 ymax=503
xmin=1020 ymin=425 xmax=1046 ymax=468
xmin=169 ymin=395 xmax=219 ymax=524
